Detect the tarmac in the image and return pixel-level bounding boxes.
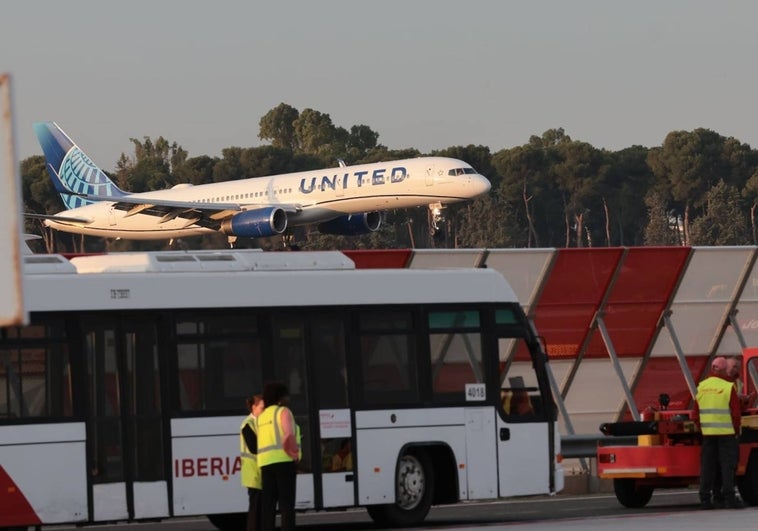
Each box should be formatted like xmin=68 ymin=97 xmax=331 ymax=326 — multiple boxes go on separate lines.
xmin=447 ymin=507 xmax=758 ymax=530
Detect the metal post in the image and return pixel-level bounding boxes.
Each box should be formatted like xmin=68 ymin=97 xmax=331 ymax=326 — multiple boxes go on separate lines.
xmin=663 ymin=312 xmax=698 ymax=399
xmin=597 ymin=316 xmax=639 ymax=420
xmin=0 ymin=72 xmax=25 ymax=326
xmin=545 ymin=357 xmax=588 ymax=471
xmin=729 ymin=311 xmax=748 ymax=350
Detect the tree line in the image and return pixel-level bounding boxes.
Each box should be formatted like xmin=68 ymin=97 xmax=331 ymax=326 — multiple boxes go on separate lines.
xmin=20 ymin=103 xmax=758 ymax=253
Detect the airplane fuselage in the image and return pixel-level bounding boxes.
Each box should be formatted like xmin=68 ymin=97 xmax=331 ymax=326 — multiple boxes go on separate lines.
xmin=45 ymin=156 xmax=490 ymax=239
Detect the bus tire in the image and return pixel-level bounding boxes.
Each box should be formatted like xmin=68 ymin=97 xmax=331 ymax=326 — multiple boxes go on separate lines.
xmin=738 ymin=452 xmax=758 ymax=505
xmin=613 ymin=478 xmax=653 ymax=508
xmin=366 ymin=449 xmax=434 ymax=527
xmin=207 ymin=512 xmax=246 ymax=531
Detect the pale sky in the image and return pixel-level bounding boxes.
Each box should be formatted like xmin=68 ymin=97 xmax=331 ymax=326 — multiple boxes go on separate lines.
xmin=3 ymin=0 xmax=758 ymax=170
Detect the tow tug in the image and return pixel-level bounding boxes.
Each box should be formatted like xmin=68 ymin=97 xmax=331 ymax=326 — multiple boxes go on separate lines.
xmin=597 ymin=348 xmax=758 ymax=508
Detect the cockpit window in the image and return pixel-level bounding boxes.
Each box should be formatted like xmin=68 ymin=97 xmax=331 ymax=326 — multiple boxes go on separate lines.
xmin=448 ymin=167 xmax=478 ymax=176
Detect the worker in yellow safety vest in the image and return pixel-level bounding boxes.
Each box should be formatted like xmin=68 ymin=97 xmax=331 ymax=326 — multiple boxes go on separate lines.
xmin=258 ymin=381 xmax=301 ymax=531
xmin=695 ymin=356 xmax=743 ymax=510
xmin=240 ymin=394 xmax=265 ymax=531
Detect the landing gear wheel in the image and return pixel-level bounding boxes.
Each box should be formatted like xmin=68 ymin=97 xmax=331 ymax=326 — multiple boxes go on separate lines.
xmin=366 ymin=450 xmax=434 ymax=527
xmin=614 ymin=478 xmax=653 ymax=508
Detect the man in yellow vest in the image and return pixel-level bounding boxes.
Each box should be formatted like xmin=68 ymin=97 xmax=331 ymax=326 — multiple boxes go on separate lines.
xmin=695 ymin=356 xmax=743 ymax=509
xmin=240 ymin=394 xmax=265 ymax=531
xmin=258 ymin=382 xmax=301 ymax=531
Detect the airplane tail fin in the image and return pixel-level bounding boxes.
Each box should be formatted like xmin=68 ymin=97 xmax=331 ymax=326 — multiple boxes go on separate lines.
xmin=33 ymin=122 xmax=127 ymax=209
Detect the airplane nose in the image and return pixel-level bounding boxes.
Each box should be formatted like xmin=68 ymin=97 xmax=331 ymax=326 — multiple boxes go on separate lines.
xmin=472 ymin=174 xmax=491 ymax=196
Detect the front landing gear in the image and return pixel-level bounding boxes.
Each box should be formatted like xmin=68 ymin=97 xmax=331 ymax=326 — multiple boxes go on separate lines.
xmin=428 ymin=202 xmax=444 ymax=235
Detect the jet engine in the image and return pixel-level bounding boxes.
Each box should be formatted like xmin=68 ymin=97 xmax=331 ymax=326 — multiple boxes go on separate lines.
xmin=220 ymin=207 xmax=287 ymax=238
xmin=317 ymin=212 xmax=382 ymax=236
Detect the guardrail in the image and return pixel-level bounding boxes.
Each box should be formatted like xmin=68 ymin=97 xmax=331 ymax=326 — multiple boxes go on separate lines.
xmin=560 ymin=434 xmax=638 ymax=458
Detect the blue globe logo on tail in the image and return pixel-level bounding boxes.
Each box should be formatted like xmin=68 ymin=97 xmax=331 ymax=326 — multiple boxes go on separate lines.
xmin=33 ymin=121 xmax=126 ymax=210
xmin=59 ymin=147 xmax=123 ymax=209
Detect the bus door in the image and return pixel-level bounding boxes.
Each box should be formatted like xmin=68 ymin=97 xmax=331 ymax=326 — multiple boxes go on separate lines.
xmin=270 ymin=313 xmax=353 ymax=510
xmin=495 ymin=333 xmax=552 ymax=497
xmin=428 ymin=308 xmax=499 ymax=500
xmin=81 ymin=314 xmax=168 ymax=522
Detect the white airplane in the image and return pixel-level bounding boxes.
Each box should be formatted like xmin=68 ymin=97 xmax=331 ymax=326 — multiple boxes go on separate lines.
xmin=32 ymin=122 xmax=491 ymax=241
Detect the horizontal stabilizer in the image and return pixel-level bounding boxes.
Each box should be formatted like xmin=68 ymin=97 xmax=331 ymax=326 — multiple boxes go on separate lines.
xmin=25 ymin=212 xmax=92 ymax=224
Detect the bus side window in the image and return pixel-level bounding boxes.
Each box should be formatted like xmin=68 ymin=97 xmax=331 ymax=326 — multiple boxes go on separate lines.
xmin=428 ymin=310 xmax=483 ymax=403
xmin=0 ymin=322 xmax=73 ymax=420
xmin=357 ymin=310 xmax=419 ymax=406
xmin=312 ymin=319 xmax=348 ymax=409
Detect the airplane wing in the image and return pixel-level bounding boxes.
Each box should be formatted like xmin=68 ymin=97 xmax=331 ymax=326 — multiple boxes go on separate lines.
xmin=72 ymin=192 xmax=302 ymax=229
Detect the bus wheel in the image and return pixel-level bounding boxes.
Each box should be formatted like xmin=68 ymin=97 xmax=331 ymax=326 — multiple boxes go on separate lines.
xmin=207 ymin=512 xmax=246 ymax=531
xmin=366 ymin=450 xmax=434 ymax=527
xmin=738 ymin=452 xmax=758 ymax=505
xmin=614 ymin=478 xmax=653 ymax=508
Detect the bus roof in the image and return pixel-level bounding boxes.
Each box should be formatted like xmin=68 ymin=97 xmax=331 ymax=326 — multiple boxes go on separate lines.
xmin=19 ymin=250 xmax=518 ymax=312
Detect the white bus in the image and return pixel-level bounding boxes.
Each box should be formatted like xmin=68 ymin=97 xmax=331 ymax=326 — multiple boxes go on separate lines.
xmin=0 ymin=250 xmax=563 ymax=530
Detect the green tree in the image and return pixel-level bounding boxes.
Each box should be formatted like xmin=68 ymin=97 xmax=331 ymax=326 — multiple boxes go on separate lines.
xmin=553 ymin=140 xmax=607 ymax=247
xmin=456 ymin=195 xmax=521 ymax=248
xmin=599 ymin=146 xmax=654 ymax=246
xmin=115 ymin=136 xmax=182 ymax=192
xmin=493 ymin=138 xmax=561 ymax=247
xmin=174 ymin=155 xmax=217 ymax=186
xmin=690 ymin=180 xmax=749 ymax=245
xmin=643 ymin=191 xmax=680 ymax=245
xmin=293 ymin=108 xmax=340 ymax=155
xmin=258 ymin=103 xmax=299 ymax=150
xmin=647 ymin=129 xmax=730 ymax=245
xmin=348 ymin=125 xmax=380 ymax=153
xmin=21 ymin=155 xmax=59 ymax=252
xmin=213 ymin=147 xmax=244 ymax=183
xmin=742 ymin=169 xmax=758 ymax=244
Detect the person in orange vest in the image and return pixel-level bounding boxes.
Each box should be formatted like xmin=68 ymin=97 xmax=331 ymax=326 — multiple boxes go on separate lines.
xmin=695 ymin=356 xmax=743 ymax=509
xmin=258 ymin=381 xmax=301 ymax=531
xmin=240 ymin=394 xmax=265 ymax=531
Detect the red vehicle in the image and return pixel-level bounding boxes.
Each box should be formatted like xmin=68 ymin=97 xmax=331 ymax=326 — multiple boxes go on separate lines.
xmin=597 ymin=348 xmax=758 ymax=508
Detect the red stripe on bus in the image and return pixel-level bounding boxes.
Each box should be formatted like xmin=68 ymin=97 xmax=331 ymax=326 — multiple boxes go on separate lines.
xmin=0 ymin=465 xmax=42 ymax=527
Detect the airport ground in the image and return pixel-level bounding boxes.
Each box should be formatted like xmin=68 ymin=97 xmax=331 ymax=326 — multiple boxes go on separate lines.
xmin=42 ymin=487 xmax=757 ymax=531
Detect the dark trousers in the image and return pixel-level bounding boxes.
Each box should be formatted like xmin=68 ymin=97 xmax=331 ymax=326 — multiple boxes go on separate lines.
xmin=261 ymin=461 xmax=297 ymax=531
xmin=700 ymin=435 xmax=739 ymax=503
xmin=247 ymin=487 xmax=262 ymax=531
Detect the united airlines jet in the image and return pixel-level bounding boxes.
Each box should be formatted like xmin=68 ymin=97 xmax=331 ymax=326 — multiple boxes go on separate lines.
xmin=32 ymin=122 xmax=491 ymax=242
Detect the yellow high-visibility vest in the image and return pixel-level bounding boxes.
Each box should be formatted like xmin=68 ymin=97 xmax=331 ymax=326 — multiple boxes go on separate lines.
xmin=257 ymin=405 xmax=301 ymax=467
xmin=697 ymin=376 xmax=735 ymax=435
xmin=239 ymin=415 xmax=261 ymax=489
